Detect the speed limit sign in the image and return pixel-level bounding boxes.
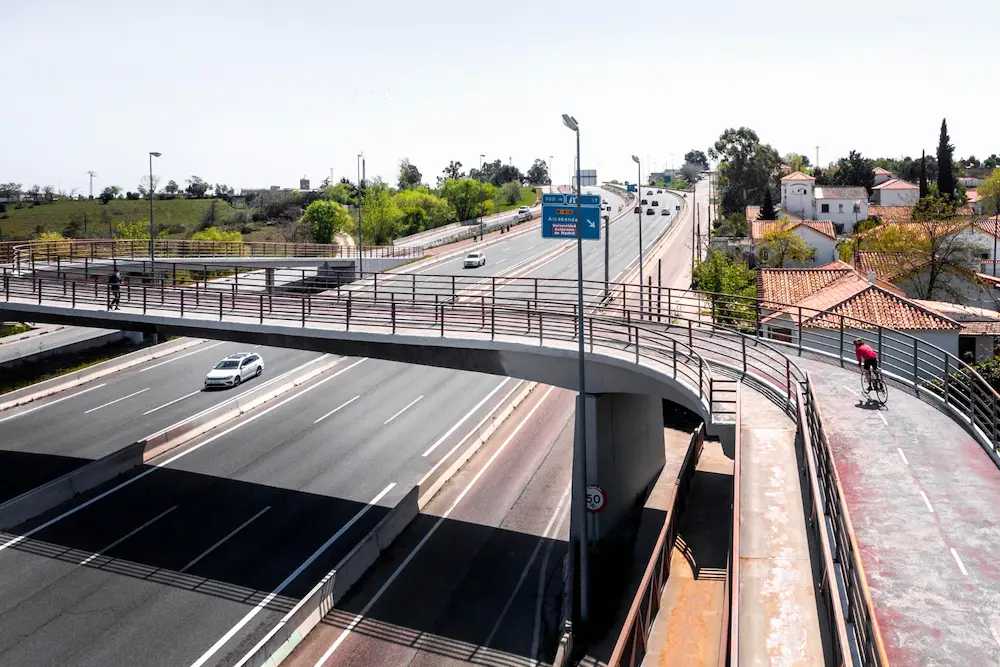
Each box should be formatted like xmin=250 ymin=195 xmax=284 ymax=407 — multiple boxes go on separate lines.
xmin=586 ymin=485 xmax=606 ymax=513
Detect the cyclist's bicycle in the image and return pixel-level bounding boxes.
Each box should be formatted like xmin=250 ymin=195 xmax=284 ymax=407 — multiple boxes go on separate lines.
xmin=861 ymin=364 xmax=888 ymax=405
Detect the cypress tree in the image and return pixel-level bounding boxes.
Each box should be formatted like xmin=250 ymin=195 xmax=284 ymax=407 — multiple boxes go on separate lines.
xmin=919 ymin=150 xmax=929 ymax=198
xmin=936 ymin=118 xmax=956 ymax=199
xmin=760 ymin=187 xmax=778 ymax=220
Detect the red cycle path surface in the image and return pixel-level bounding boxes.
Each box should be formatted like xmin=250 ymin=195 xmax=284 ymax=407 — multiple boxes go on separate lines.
xmin=800 ymin=358 xmax=1000 ymax=666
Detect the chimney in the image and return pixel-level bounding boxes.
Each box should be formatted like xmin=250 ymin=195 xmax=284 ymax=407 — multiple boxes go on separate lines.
xmin=867 ymin=271 xmax=877 ymax=284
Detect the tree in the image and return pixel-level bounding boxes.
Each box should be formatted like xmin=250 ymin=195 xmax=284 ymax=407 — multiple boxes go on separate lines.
xmin=501 ymin=181 xmax=522 ymax=206
xmin=978 ymin=169 xmax=1000 ymax=215
xmin=125 ymin=191 xmax=141 ymax=200
xmin=830 ymin=150 xmax=875 ymax=193
xmin=392 ymin=188 xmax=454 ymax=228
xmin=115 ymin=219 xmax=151 ymax=239
xmin=708 ymin=127 xmax=781 ymax=217
xmin=684 ymin=150 xmax=709 ymax=171
xmin=99 ymin=186 xmax=120 ymax=204
xmin=185 ymin=176 xmax=210 ymax=198
xmin=526 ymin=158 xmax=549 ymax=185
xmin=360 ymin=183 xmax=402 ymax=244
xmin=191 ymin=227 xmax=242 ymax=242
xmin=783 ymin=153 xmax=811 ymax=174
xmin=691 ymin=249 xmax=757 ymax=328
xmin=985 ymin=155 xmax=1000 ymax=169
xmin=42 ymin=185 xmax=55 ymax=202
xmin=165 ymin=180 xmax=179 ymax=195
xmin=756 ymin=222 xmax=815 ymax=267
xmin=919 ymin=150 xmax=929 ymax=198
xmin=442 ymin=160 xmax=465 ymax=180
xmin=213 ymin=184 xmax=234 ymax=202
xmin=679 ymin=162 xmax=701 ymax=185
xmin=440 ymin=177 xmax=496 ymax=221
xmin=398 ymin=207 xmax=427 ymax=236
xmin=324 ymin=181 xmax=357 ymax=207
xmin=398 ymin=159 xmax=423 ymax=190
xmin=937 ymin=118 xmax=956 ymax=200
xmin=301 ymin=200 xmax=351 ymax=244
xmin=759 ymin=187 xmax=778 ymax=220
xmin=28 ymin=185 xmax=41 ymax=203
xmin=0 ymin=183 xmax=22 ymax=201
xmin=140 ymin=174 xmax=160 ymax=197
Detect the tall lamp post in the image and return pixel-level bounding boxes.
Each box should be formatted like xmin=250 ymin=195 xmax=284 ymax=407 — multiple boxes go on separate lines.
xmin=478 ymin=154 xmax=486 ymax=240
xmin=562 ymin=113 xmax=590 ymax=630
xmin=357 ymin=153 xmax=365 ymax=276
xmin=148 ymin=152 xmax=161 ymax=278
xmin=632 ymin=155 xmax=644 ymax=314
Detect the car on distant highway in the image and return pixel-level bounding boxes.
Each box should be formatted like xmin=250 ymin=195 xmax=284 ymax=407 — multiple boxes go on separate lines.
xmin=516 ymin=206 xmax=532 ymax=222
xmin=656 ymin=189 xmax=663 ymax=194
xmin=463 ymin=251 xmax=486 ymax=268
xmin=641 ymin=198 xmax=648 ymax=205
xmin=647 ymin=190 xmax=653 ymax=195
xmin=651 ymin=200 xmax=659 ymax=207
xmin=645 ymin=208 xmax=655 ymax=215
xmin=661 ymin=209 xmax=670 ymax=216
xmin=205 ymin=352 xmax=263 ymax=389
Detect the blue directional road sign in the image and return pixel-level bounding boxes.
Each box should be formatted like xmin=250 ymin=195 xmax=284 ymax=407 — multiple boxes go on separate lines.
xmin=541 ymin=193 xmax=601 ymax=240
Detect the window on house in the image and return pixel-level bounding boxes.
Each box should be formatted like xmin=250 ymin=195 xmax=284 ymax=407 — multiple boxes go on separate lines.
xmin=821 ymin=204 xmax=830 ymax=213
xmin=838 ymin=204 xmax=844 ymax=213
xmin=834 ymin=223 xmax=845 ymax=235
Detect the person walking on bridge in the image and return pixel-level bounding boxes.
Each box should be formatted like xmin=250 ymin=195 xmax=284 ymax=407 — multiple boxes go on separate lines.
xmin=108 ymin=267 xmax=122 ymax=310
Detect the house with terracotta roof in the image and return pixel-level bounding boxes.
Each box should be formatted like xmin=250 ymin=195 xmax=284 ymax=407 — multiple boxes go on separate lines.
xmin=873 ymin=167 xmax=895 ymax=186
xmin=778 ymin=171 xmax=869 ymax=234
xmin=756 ymin=262 xmax=963 ymax=375
xmin=749 ymin=220 xmax=837 ymax=268
xmin=853 ymin=251 xmax=999 ymax=311
xmin=912 ymin=300 xmax=1000 ymax=361
xmin=871 ymin=178 xmax=920 ymax=206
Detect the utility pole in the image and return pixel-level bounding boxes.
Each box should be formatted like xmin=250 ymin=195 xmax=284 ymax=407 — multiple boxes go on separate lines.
xmin=815 ymin=145 xmax=820 ymax=168
xmin=358 ymin=157 xmax=365 ymax=275
xmin=697 ymin=203 xmax=702 ymax=259
xmin=87 ymin=171 xmax=97 ymax=200
xmin=691 ymin=199 xmax=696 ymax=277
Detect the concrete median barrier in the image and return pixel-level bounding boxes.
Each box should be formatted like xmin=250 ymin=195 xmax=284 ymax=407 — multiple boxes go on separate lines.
xmin=234 ymin=379 xmax=542 ymax=667
xmin=0 ymin=336 xmax=206 ymax=413
xmin=0 ymin=356 xmax=345 ymax=532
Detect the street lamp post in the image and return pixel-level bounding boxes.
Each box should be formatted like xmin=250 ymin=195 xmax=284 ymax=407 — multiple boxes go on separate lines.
xmin=562 ymin=113 xmax=590 ymax=631
xmin=357 ymin=154 xmax=365 ymax=277
xmin=632 ymin=155 xmax=644 ymax=315
xmin=478 ymin=154 xmax=485 ymax=241
xmin=148 ymin=152 xmax=161 ymax=278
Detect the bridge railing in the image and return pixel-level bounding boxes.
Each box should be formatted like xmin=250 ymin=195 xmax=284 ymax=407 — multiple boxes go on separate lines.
xmin=5 ymin=238 xmax=423 ymax=273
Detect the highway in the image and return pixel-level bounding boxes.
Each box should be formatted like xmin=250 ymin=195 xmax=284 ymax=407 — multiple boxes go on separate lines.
xmin=0 ymin=184 xmax=690 ymax=666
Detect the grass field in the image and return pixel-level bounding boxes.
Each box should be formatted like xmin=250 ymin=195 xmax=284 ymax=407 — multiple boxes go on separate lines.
xmin=0 ymin=198 xmax=236 ymax=240
xmin=495 ymin=186 xmax=540 ymax=213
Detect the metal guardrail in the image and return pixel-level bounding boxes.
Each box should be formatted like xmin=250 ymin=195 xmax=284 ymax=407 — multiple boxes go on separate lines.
xmin=4 ymin=239 xmax=423 ymax=274
xmin=719 ymin=383 xmax=741 ymax=667
xmin=607 ymin=423 xmax=706 ymax=667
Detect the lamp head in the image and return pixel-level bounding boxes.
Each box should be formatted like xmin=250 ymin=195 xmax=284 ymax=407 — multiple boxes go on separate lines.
xmin=631 ymin=155 xmax=639 ymax=164
xmin=561 ymin=114 xmax=578 ymax=131
xmin=150 ymin=152 xmax=161 ymax=158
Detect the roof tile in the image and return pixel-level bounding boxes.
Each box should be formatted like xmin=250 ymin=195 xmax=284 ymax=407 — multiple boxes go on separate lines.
xmin=750 ymin=220 xmax=837 ymax=240
xmin=781 ymin=171 xmax=815 ymax=182
xmin=872 ymin=178 xmax=919 ymax=191
xmin=815 ymin=186 xmax=868 ymax=200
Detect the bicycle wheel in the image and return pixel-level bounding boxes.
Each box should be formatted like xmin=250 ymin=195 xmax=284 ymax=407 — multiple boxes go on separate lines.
xmin=860 ymin=372 xmax=870 ymax=395
xmin=875 ymin=373 xmax=888 ymax=404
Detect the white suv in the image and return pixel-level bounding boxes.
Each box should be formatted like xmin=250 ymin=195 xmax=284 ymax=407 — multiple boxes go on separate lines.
xmin=205 ymin=352 xmax=264 ymax=389
xmin=463 ymin=251 xmax=486 ymax=268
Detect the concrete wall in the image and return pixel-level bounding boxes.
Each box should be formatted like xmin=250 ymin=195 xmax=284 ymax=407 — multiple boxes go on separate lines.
xmin=815 ymin=198 xmax=867 ymax=233
xmin=893 ymin=267 xmax=999 ymax=311
xmin=780 ymin=182 xmax=813 ymax=220
xmin=874 ymin=188 xmax=919 ymax=206
xmin=584 ymin=392 xmax=665 ymax=542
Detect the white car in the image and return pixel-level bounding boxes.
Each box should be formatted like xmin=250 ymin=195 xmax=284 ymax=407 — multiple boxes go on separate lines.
xmin=204 ymin=352 xmax=264 ymax=389
xmin=463 ymin=251 xmax=486 ymax=268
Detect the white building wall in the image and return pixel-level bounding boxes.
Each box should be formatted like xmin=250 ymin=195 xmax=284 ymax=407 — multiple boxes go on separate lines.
xmin=815 ymin=198 xmax=867 ymax=233
xmin=875 ymin=188 xmax=919 ymax=206
xmin=780 ymin=181 xmax=814 ymax=220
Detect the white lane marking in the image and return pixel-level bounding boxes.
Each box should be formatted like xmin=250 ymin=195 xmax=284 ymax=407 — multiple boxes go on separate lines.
xmin=139 ymin=342 xmax=224 ymax=373
xmin=314 ymin=395 xmax=361 ymax=424
xmin=180 ymin=506 xmax=271 ymax=573
xmin=897 ymin=448 xmax=909 ymax=465
xmin=188 ymin=482 xmax=395 ymax=667
xmin=0 ymin=358 xmax=367 ymax=558
xmin=0 ymin=383 xmax=108 ymax=424
xmin=950 ymin=548 xmax=969 ymax=576
xmin=143 ymin=389 xmax=202 ymax=415
xmin=878 ymin=411 xmax=888 ymax=426
xmin=79 ymin=505 xmax=177 ymax=566
xmin=422 ymin=378 xmax=511 ymax=457
xmin=83 ymin=387 xmax=150 ymax=414
xmin=480 ymin=483 xmax=571 ymax=653
xmin=918 ymin=491 xmax=935 ymax=513
xmin=311 ymin=386 xmax=557 ymax=666
xmin=990 ymin=626 xmax=1000 ymax=651
xmin=383 ymin=395 xmax=424 ymax=425
xmin=840 ymin=384 xmax=858 ymax=396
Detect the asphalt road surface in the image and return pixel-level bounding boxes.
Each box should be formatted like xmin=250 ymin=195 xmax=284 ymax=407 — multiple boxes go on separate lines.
xmin=0 ymin=185 xmax=689 ymax=666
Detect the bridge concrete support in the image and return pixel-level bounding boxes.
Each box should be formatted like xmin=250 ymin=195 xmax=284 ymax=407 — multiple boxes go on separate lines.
xmin=265 ymin=267 xmax=275 ymax=294
xmin=581 ymin=392 xmax=665 ymax=542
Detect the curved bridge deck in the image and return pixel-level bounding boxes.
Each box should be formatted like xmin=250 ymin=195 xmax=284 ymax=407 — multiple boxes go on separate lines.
xmin=802 ymin=358 xmax=1000 ymax=666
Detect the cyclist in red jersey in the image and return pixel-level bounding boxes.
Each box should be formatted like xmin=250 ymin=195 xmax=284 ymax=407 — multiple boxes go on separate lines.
xmin=855 ymin=338 xmax=878 ymax=387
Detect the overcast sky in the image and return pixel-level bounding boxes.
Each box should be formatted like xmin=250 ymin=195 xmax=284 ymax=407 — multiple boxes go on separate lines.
xmin=4 ymin=0 xmax=997 ymax=195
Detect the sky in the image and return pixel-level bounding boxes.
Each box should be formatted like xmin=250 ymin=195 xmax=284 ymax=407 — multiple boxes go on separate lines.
xmin=4 ymin=0 xmax=998 ymax=196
